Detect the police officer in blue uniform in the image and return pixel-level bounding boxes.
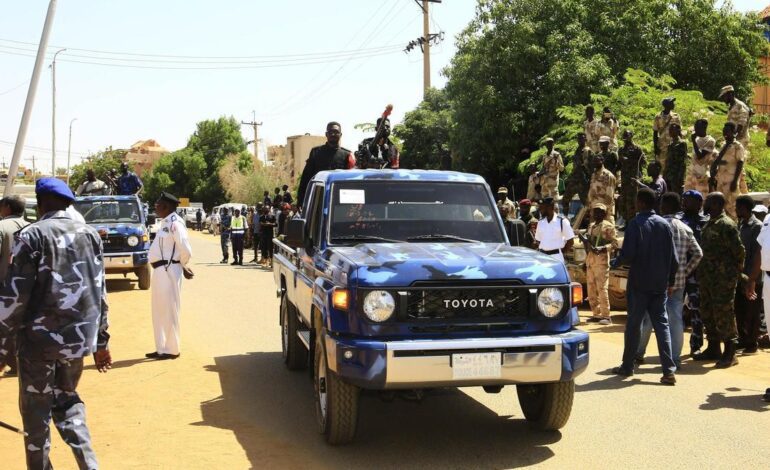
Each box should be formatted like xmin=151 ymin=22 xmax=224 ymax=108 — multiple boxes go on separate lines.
xmin=0 ymin=178 xmax=111 ymax=470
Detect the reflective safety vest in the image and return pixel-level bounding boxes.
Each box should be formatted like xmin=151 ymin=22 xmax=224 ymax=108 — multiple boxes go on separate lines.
xmin=231 ymin=216 xmax=246 ymax=236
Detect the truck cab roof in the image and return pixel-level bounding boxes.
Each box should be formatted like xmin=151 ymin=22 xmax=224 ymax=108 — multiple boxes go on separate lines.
xmin=313 ymin=169 xmax=487 ymax=185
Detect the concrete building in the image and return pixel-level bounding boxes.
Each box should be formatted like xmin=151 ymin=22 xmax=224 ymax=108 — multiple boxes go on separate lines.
xmin=753 ymin=5 xmax=770 ymax=114
xmin=269 ymin=134 xmax=326 ymax=185
xmin=124 ymin=139 xmax=169 ymax=177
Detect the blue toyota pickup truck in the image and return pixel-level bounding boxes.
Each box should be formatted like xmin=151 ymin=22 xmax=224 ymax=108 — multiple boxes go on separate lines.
xmin=274 ymin=170 xmax=588 ymax=444
xmin=73 ymin=195 xmax=152 ymax=290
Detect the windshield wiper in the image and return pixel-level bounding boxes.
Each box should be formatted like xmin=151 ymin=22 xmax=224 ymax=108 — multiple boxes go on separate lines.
xmin=406 ymin=234 xmax=479 ymax=243
xmin=331 ymin=235 xmax=401 ymax=244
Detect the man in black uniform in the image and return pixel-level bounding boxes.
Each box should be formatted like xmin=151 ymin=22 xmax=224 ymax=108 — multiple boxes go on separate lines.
xmin=297 ymin=121 xmax=355 ymax=206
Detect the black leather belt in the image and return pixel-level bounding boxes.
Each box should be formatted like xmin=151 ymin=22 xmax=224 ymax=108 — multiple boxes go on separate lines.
xmin=539 ymin=248 xmax=561 ymax=255
xmin=151 ymin=260 xmax=180 ymax=269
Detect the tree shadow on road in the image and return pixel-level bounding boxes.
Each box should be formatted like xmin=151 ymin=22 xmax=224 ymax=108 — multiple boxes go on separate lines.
xmin=700 ymin=388 xmax=770 ymax=413
xmin=194 ymin=352 xmax=561 ymax=470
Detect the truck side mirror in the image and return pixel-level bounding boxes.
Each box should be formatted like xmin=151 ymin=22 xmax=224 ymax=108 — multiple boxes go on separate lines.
xmin=285 ymin=218 xmax=306 ymax=249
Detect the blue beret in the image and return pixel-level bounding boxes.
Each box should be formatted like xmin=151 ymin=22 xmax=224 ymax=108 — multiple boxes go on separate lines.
xmin=36 ymin=177 xmax=75 ymax=201
xmin=682 ymin=190 xmax=703 ymax=201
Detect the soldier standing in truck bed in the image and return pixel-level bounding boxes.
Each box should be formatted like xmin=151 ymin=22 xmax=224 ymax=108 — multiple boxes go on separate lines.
xmin=297 ymin=121 xmax=355 ymax=206
xmin=561 ymin=133 xmax=592 ymax=215
xmin=588 ymin=151 xmax=618 ymax=224
xmin=540 ymin=138 xmax=564 ymax=199
xmin=618 ymin=130 xmax=646 ymax=225
xmin=663 ymin=123 xmax=687 ymax=196
xmin=686 ymin=119 xmax=717 ymax=195
xmin=653 ymin=97 xmax=681 ymax=171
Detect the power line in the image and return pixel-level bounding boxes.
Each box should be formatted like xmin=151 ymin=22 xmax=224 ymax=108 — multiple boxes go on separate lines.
xmin=0 ymin=47 xmax=403 ymax=70
xmin=0 ymin=139 xmax=89 ymax=157
xmin=0 ymin=37 xmax=406 ymax=60
xmin=0 ymin=79 xmax=28 ymax=97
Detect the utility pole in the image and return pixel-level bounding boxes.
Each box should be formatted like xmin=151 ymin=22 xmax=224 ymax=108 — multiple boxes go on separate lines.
xmin=31 ymin=155 xmax=36 ymax=184
xmin=51 ymin=47 xmax=66 ymax=177
xmin=404 ymin=1 xmax=443 ymax=99
xmin=241 ymin=111 xmax=262 ymax=161
xmin=422 ymin=0 xmax=431 ymax=95
xmin=66 ymin=117 xmax=77 ymax=184
xmin=4 ymin=0 xmax=58 ymax=196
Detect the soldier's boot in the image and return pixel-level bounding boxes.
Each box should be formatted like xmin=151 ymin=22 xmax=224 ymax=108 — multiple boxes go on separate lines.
xmin=692 ymin=341 xmax=721 ymax=361
xmin=715 ymin=341 xmax=738 ymax=369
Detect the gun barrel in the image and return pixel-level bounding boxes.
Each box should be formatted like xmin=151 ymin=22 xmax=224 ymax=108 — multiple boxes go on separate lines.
xmin=0 ymin=420 xmax=27 ymax=436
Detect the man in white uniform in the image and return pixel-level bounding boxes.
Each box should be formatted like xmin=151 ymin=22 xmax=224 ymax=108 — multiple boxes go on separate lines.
xmin=146 ymin=192 xmax=192 ymax=360
xmin=534 ymin=196 xmax=574 ymax=263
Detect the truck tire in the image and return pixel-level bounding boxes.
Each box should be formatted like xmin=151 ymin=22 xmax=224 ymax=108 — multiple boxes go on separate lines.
xmin=314 ymin=329 xmax=359 ymax=445
xmin=136 ymin=264 xmax=151 ymax=290
xmin=281 ymin=294 xmax=307 ymax=370
xmin=516 ymin=380 xmax=574 ymax=431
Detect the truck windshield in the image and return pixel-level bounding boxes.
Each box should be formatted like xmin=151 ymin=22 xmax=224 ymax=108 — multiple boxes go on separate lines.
xmin=73 ymin=199 xmax=141 ymax=224
xmin=329 ymin=181 xmax=504 ymax=243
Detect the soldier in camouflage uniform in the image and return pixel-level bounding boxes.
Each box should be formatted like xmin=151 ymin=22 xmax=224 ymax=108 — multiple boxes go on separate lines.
xmin=618 ymin=130 xmax=646 ymax=224
xmin=710 ymin=122 xmax=745 ymax=220
xmin=720 ymin=85 xmax=751 ymax=194
xmin=595 ymin=107 xmax=619 ymax=151
xmin=685 ymin=119 xmax=716 ymax=194
xmin=582 ymin=203 xmax=618 ymax=325
xmin=652 ymin=97 xmax=681 ymax=172
xmin=526 ymin=164 xmax=541 ymax=201
xmin=540 ymin=138 xmax=564 ymax=198
xmin=561 ymin=133 xmax=592 ymax=215
xmin=0 ymin=178 xmax=111 ymax=470
xmin=597 ymin=136 xmax=619 ymax=176
xmin=588 ymin=152 xmax=618 ymax=224
xmin=584 ymin=105 xmax=599 ymax=152
xmin=694 ymin=192 xmax=745 ymax=368
xmin=663 ymin=123 xmax=687 ymax=195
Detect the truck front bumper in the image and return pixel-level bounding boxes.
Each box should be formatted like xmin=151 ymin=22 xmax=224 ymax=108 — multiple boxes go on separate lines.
xmin=326 ymin=330 xmax=589 ymax=390
xmin=104 ymin=251 xmax=149 ymax=272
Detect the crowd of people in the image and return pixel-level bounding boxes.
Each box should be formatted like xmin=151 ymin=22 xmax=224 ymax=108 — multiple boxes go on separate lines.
xmin=74 ymin=162 xmax=144 ymax=196
xmin=493 ymin=84 xmax=769 ymax=392
xmin=213 ymin=185 xmax=297 ymax=267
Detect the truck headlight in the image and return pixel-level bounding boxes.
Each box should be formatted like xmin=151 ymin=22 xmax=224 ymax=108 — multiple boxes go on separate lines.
xmin=127 ymin=235 xmax=139 ymax=247
xmin=363 ymin=291 xmax=395 ymax=322
xmin=537 ymin=288 xmax=564 ymax=318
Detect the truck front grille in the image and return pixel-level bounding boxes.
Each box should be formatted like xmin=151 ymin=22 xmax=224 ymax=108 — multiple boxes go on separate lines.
xmin=405 ymin=287 xmax=528 ymax=321
xmin=103 ymin=235 xmax=127 ymax=250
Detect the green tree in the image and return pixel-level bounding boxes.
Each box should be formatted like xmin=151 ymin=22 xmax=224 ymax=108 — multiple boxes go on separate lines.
xmin=393 ymin=88 xmax=453 ymax=169
xmin=143 ymin=116 xmax=252 ymax=208
xmin=523 ymin=69 xmax=770 ymax=191
xmin=69 ymin=147 xmax=127 ymax=190
xmin=443 ymin=0 xmax=767 ymax=187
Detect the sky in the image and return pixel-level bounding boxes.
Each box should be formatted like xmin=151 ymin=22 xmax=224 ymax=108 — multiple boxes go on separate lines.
xmin=0 ymin=0 xmax=762 ymax=175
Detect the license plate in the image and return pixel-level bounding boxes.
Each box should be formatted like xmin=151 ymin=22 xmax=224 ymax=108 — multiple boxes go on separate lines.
xmin=451 ymin=352 xmax=502 ymax=379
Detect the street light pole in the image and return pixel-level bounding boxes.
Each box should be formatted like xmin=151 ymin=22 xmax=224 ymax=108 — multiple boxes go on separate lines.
xmin=66 ymin=117 xmax=77 ymax=185
xmin=4 ymin=0 xmax=58 ymax=196
xmin=51 ymin=47 xmax=66 ymax=177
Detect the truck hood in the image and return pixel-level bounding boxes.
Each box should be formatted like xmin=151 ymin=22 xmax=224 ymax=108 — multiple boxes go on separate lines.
xmin=90 ymin=222 xmax=146 ymax=237
xmin=331 ymin=242 xmax=568 ymax=287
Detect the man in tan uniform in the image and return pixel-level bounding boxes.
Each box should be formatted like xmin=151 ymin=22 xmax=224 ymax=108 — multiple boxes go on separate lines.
xmin=653 ymin=97 xmax=681 ymax=171
xmin=584 ymin=105 xmax=599 ymax=152
xmin=588 ymin=152 xmax=618 ymax=224
xmin=496 ymin=187 xmax=517 ymax=220
xmin=526 ymin=163 xmax=541 ymax=200
xmin=581 ymin=202 xmax=618 ymax=325
xmin=710 ymin=122 xmax=744 ymax=220
xmin=719 ymin=85 xmax=751 ymax=194
xmin=540 ymin=137 xmax=564 ymax=198
xmin=595 ymin=107 xmax=619 ymax=151
xmin=685 ymin=118 xmax=716 ymax=194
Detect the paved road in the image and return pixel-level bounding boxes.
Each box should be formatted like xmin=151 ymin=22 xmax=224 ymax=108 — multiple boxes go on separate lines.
xmin=1 ymin=231 xmax=769 ymax=469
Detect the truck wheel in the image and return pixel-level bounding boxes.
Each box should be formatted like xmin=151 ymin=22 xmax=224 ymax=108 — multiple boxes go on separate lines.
xmin=136 ymin=264 xmax=151 ymax=290
xmin=314 ymin=329 xmax=359 ymax=445
xmin=516 ymin=380 xmax=574 ymax=431
xmin=281 ymin=294 xmax=307 ymax=370
xmin=608 ymin=289 xmax=627 ymax=311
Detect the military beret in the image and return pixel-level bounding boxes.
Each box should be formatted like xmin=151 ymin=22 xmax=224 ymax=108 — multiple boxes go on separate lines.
xmin=519 ymin=199 xmax=532 ymax=206
xmin=544 ymin=137 xmax=554 ymax=144
xmin=157 ymin=191 xmax=180 ymax=205
xmin=662 ymin=97 xmax=676 ymax=105
xmin=718 ymin=85 xmax=734 ymax=98
xmin=497 ymin=186 xmax=508 ymax=194
xmin=591 ymin=202 xmax=607 ymax=212
xmin=682 ymin=190 xmax=703 ymax=201
xmin=753 ymin=205 xmax=768 ymax=215
xmin=36 ymin=177 xmax=74 ymax=201
xmin=598 ymin=136 xmax=611 ymax=143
